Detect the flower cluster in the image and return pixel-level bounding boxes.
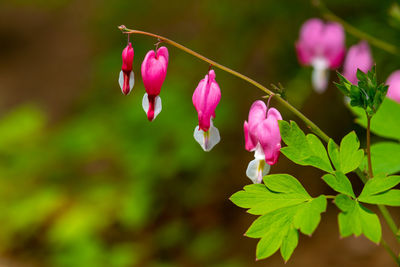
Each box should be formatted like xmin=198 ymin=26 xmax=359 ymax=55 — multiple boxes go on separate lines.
xmin=296 ymin=18 xmax=400 ymax=104
xmin=118 ymin=40 xmax=283 ymax=183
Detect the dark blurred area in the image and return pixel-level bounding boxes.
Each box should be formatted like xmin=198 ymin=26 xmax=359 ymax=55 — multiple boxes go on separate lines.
xmin=0 ymin=0 xmax=399 ymax=266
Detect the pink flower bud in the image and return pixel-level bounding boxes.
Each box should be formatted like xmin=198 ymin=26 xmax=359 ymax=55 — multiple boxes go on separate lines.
xmin=386 ymin=70 xmax=400 ymax=103
xmin=296 ymin=18 xmax=346 ymax=93
xmin=141 ymin=46 xmax=169 ymax=121
xmin=343 ymin=41 xmax=373 ymax=84
xmin=118 ymin=43 xmax=135 ymax=95
xmin=244 ymin=100 xmax=282 ymax=183
xmin=192 ymin=69 xmax=221 ymax=151
xmin=193 ymin=70 xmax=221 ymax=132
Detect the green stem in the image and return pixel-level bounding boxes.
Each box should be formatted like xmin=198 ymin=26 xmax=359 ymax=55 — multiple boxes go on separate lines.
xmin=119 ymin=25 xmax=399 ymax=249
xmin=313 ymin=0 xmax=400 ymax=56
xmin=365 ymin=113 xmax=400 ymax=242
xmin=366 ymin=114 xmax=373 ymax=179
xmin=378 ymin=205 xmax=400 ymax=242
xmin=381 ymin=239 xmax=400 ymax=266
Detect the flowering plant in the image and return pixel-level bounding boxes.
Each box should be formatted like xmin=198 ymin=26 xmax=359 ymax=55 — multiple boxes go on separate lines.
xmin=117 ymin=2 xmax=400 ymax=264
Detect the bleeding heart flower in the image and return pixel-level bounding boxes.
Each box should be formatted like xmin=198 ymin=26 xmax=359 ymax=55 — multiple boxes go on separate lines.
xmin=296 ymin=18 xmax=346 ymax=93
xmin=192 ymin=69 xmax=221 ymax=151
xmin=141 ymin=46 xmax=169 ymax=121
xmin=343 ymin=41 xmax=373 ymax=85
xmin=386 ymin=70 xmax=400 ymax=103
xmin=244 ymin=100 xmax=282 ymax=183
xmin=119 ymin=42 xmax=135 ymax=95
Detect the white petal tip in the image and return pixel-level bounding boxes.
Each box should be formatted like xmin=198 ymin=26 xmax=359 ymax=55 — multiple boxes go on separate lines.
xmin=119 ymin=70 xmax=134 ymax=95
xmin=246 ymin=159 xmax=270 ymax=184
xmin=142 ymin=93 xmax=162 ymax=121
xmin=193 ymin=124 xmax=220 ymax=152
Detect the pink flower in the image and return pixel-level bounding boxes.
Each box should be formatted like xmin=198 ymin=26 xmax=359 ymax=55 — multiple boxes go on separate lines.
xmin=386 ymin=70 xmax=400 ymax=103
xmin=296 ymin=18 xmax=346 ymax=93
xmin=141 ymin=46 xmax=169 ymax=121
xmin=192 ymin=69 xmax=221 ymax=151
xmin=343 ymin=41 xmax=373 ymax=84
xmin=118 ymin=43 xmax=135 ymax=95
xmin=243 ymin=100 xmax=282 ymax=183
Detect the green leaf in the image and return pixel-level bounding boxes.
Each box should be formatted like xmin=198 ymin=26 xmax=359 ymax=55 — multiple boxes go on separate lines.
xmin=322 ymin=171 xmax=355 ymax=198
xmin=230 ymin=184 xmax=308 ymax=215
xmin=263 ymin=174 xmax=310 ymax=196
xmin=350 ymin=98 xmax=400 ymax=141
xmin=293 ymin=195 xmax=327 ymax=235
xmin=359 ymin=174 xmax=400 ymax=196
xmin=338 ymin=132 xmax=364 ymax=174
xmin=280 ymin=227 xmax=299 ymax=262
xmin=231 ymin=174 xmax=327 ymax=261
xmin=279 ymin=120 xmax=333 ymax=172
xmin=358 ymin=190 xmax=400 ymax=206
xmin=337 ymin=67 xmax=388 ymax=116
xmin=335 ymin=194 xmax=382 ymax=243
xmin=362 ymin=142 xmax=400 ymax=175
xmin=358 ymin=174 xmax=400 ymax=206
xmin=328 ymin=139 xmax=340 ymax=170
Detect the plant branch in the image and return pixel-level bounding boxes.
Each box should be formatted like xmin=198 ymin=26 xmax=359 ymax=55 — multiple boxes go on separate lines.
xmin=118 ymin=26 xmax=399 ymax=249
xmin=313 ymin=0 xmax=400 ymax=56
xmin=119 ymin=25 xmax=330 ymax=142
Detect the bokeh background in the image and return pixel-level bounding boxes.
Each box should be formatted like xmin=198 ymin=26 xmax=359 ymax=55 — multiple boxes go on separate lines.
xmin=0 ymin=0 xmax=399 ymax=266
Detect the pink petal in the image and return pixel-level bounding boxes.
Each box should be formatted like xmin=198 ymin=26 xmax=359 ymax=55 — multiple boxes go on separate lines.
xmin=343 ymin=41 xmax=373 ymax=84
xmin=192 ymin=70 xmax=221 ymax=131
xmin=386 ymin=70 xmax=400 ymax=103
xmin=141 ymin=46 xmax=169 ymax=97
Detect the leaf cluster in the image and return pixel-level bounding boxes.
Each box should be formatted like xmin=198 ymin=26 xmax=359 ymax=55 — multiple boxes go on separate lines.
xmin=335 ymin=66 xmax=388 ymax=116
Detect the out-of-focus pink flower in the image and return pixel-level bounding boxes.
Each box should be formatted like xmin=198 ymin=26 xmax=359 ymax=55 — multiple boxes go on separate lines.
xmin=119 ymin=43 xmax=135 ymax=95
xmin=141 ymin=46 xmax=169 ymax=121
xmin=296 ymin=18 xmax=346 ymax=93
xmin=343 ymin=41 xmax=373 ymax=84
xmin=386 ymin=70 xmax=400 ymax=103
xmin=192 ymin=69 xmax=221 ymax=151
xmin=243 ymin=100 xmax=282 ymax=183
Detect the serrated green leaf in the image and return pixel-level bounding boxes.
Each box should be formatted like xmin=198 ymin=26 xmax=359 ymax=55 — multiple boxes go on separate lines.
xmin=339 ymin=132 xmax=364 ymax=174
xmin=279 ymin=120 xmax=333 ymax=172
xmin=293 ymin=195 xmax=327 ymax=235
xmin=256 ymin=229 xmax=286 ymax=260
xmin=350 ymin=98 xmax=400 ymax=141
xmin=358 ymin=175 xmax=400 ymax=206
xmin=363 ymin=142 xmax=400 ymax=175
xmin=246 ymin=207 xmax=296 ymax=238
xmin=335 ymin=194 xmax=382 ymax=243
xmin=230 ymin=184 xmax=309 ymax=215
xmin=358 ymin=190 xmax=400 ymax=206
xmin=232 ymin=174 xmax=327 ymax=261
xmin=280 ymin=227 xmax=298 ymax=262
xmin=263 ymin=174 xmax=310 ymax=196
xmin=322 ymin=171 xmax=355 ymax=198
xmin=359 ymin=174 xmax=400 ymax=196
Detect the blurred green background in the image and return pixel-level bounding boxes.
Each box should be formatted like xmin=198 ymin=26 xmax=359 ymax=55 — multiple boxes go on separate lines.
xmin=0 ymin=0 xmax=399 ymax=266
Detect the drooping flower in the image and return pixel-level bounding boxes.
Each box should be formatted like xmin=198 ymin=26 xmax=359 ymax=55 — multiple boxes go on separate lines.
xmin=119 ymin=42 xmax=135 ymax=95
xmin=141 ymin=46 xmax=169 ymax=121
xmin=296 ymin=18 xmax=346 ymax=93
xmin=343 ymin=41 xmax=373 ymax=84
xmin=386 ymin=70 xmax=400 ymax=103
xmin=192 ymin=69 xmax=221 ymax=151
xmin=243 ymin=100 xmax=282 ymax=184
